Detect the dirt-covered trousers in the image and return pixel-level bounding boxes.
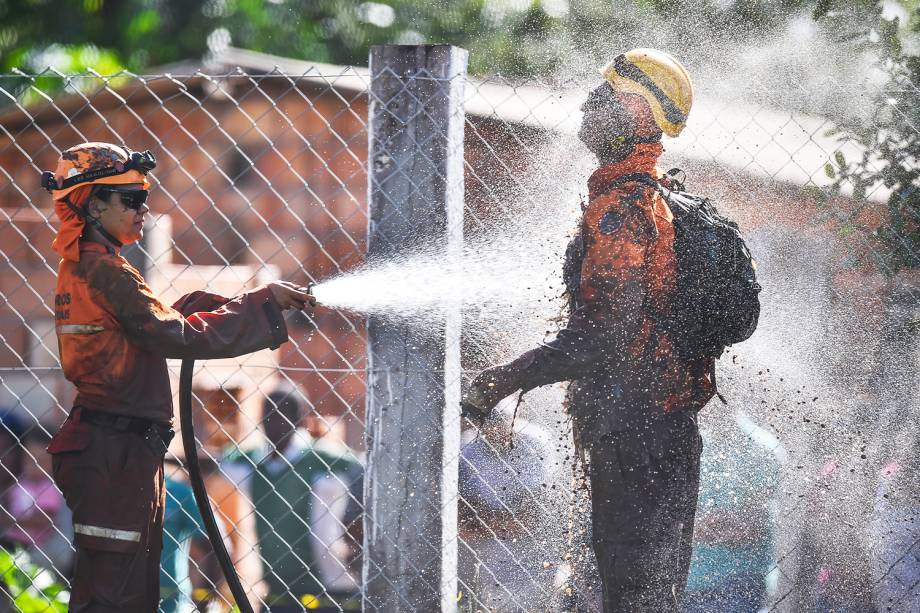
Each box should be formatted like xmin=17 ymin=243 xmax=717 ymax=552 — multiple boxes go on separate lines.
xmin=587 ymin=409 xmax=702 ymax=613
xmin=48 ymin=408 xmax=170 ymax=612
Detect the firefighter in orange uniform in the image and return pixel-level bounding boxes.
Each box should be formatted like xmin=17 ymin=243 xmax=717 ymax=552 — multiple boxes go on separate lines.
xmin=462 ymin=50 xmax=714 ymax=612
xmin=42 ymin=142 xmax=314 ymax=611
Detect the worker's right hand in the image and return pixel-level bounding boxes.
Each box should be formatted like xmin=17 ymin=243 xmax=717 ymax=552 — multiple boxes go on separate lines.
xmin=266 ymin=281 xmax=316 ymax=310
xmin=461 ymin=366 xmax=517 ymax=423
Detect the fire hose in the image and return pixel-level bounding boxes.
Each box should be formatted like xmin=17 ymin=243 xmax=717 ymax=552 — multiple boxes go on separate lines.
xmin=178 ymin=287 xmax=314 ymax=612
xmin=179 ymin=358 xmax=256 ymax=613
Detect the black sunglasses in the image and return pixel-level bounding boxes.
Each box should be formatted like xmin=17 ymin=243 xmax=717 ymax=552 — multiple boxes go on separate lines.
xmin=96 ymin=187 xmax=149 ymax=210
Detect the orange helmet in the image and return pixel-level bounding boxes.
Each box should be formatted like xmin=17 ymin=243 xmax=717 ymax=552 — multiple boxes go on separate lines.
xmin=41 ymin=142 xmax=155 ymax=201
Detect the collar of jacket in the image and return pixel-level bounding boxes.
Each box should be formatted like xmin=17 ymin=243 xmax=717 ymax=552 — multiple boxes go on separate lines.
xmin=79 ymin=241 xmax=120 ymax=256
xmin=587 ymin=142 xmax=663 ymax=200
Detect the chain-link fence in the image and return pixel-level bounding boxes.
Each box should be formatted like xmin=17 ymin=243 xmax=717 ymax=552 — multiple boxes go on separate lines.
xmin=0 ymin=46 xmax=917 ymax=613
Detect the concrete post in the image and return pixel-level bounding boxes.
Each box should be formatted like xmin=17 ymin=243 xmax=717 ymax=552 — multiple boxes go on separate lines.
xmin=363 ymin=44 xmax=467 ymax=612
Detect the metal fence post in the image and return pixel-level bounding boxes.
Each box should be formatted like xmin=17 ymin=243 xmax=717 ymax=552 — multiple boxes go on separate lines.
xmin=364 ymin=44 xmax=467 ymax=612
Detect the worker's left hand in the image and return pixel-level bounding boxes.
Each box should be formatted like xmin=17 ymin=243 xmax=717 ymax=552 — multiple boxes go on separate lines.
xmin=461 ymin=366 xmax=517 ymax=422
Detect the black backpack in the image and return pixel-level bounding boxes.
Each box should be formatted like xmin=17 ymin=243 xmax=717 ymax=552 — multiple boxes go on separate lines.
xmin=563 ymin=170 xmax=761 ymax=360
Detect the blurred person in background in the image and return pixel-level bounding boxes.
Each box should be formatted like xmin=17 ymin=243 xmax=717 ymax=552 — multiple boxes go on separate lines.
xmin=339 ymin=460 xmax=365 ymax=580
xmin=456 ymin=401 xmax=561 ymax=613
xmin=2 ymin=428 xmax=73 ymax=580
xmin=772 ymin=454 xmax=878 ymax=613
xmin=160 ymin=463 xmax=209 ymax=613
xmin=160 ymin=459 xmax=262 ymax=613
xmin=305 ymin=413 xmax=354 ymax=460
xmin=0 ymin=411 xmax=25 ymax=506
xmin=238 ymin=384 xmax=360 ymax=611
xmin=192 ymin=385 xmax=267 ymax=609
xmin=681 ymin=409 xmax=785 ymax=613
xmin=306 ymin=411 xmax=365 ymax=583
xmin=41 ymin=142 xmax=313 ymax=611
xmin=867 ymin=455 xmax=920 ymax=613
xmin=865 ymin=283 xmax=919 ymax=613
xmin=0 ymin=410 xmax=27 ymax=556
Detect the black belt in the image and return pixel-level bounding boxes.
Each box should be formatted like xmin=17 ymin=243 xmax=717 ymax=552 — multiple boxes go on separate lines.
xmin=78 ymin=408 xmax=175 ymax=456
xmin=78 ymin=407 xmax=166 ymax=434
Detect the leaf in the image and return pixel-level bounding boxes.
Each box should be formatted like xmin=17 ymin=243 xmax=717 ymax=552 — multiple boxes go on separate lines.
xmin=852 ymin=180 xmax=866 ymax=201
xmin=803 ymin=185 xmax=834 ymax=208
xmin=812 ymin=0 xmax=833 ymax=20
xmin=0 ymin=549 xmax=69 ymax=613
xmin=834 ymin=151 xmax=847 ymax=168
xmin=824 ymin=163 xmax=836 ymax=179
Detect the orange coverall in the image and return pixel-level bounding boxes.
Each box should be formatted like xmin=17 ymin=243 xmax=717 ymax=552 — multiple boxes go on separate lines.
xmin=497 ymin=143 xmax=715 ymax=611
xmin=48 ymin=241 xmax=287 ymax=611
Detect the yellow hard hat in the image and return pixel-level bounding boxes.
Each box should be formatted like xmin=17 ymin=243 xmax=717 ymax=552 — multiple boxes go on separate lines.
xmin=600 ymin=49 xmax=693 ymax=137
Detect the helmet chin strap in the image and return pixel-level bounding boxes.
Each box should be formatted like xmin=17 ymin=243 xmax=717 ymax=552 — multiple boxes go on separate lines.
xmin=65 ymin=199 xmax=124 ymax=249
xmin=597 ymin=132 xmax=652 ymax=165
xmin=87 ymin=216 xmax=125 ymax=249
xmin=590 ymin=92 xmax=661 ymax=166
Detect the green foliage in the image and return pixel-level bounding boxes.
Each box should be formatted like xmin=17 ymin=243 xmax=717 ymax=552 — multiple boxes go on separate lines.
xmin=0 ymin=548 xmax=69 ymax=612
xmin=1 ymin=0 xmax=552 ymax=75
xmin=0 ymin=0 xmax=861 ymax=77
xmin=815 ymin=1 xmax=920 ymax=271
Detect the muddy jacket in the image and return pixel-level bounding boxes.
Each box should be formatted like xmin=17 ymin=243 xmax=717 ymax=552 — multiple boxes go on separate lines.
xmin=505 ymin=143 xmax=714 ymax=445
xmin=54 ymin=242 xmax=288 ymax=424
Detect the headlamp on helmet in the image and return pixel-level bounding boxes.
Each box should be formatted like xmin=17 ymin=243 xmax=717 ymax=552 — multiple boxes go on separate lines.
xmin=41 ymin=149 xmax=156 ymax=194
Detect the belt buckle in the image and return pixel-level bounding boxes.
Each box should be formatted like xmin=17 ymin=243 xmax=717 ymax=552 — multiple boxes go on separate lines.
xmin=142 ymin=424 xmax=169 ymax=456
xmin=160 ymin=426 xmax=176 ymax=449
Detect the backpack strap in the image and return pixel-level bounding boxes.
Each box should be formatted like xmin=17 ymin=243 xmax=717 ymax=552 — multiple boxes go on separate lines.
xmin=594 ymin=172 xmax=669 ymax=243
xmin=594 ymin=172 xmax=662 ymax=199
xmin=595 ymin=168 xmax=691 ymax=200
xmin=711 ymin=359 xmax=727 ymax=405
xmin=595 ymin=171 xmax=688 ymax=212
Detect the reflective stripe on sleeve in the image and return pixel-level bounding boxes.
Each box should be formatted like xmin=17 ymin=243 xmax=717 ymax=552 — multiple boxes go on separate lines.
xmin=73 ymin=523 xmax=141 ymax=542
xmin=56 ymin=324 xmax=105 ymax=335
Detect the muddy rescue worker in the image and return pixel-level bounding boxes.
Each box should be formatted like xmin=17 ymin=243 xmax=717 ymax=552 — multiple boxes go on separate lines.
xmin=41 ymin=142 xmax=314 ymax=612
xmin=462 ymin=50 xmax=713 ymax=612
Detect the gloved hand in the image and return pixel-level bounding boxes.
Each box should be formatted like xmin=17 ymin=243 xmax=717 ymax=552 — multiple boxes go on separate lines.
xmin=461 ymin=365 xmax=518 ymax=422
xmin=267 ymin=281 xmax=317 ymax=310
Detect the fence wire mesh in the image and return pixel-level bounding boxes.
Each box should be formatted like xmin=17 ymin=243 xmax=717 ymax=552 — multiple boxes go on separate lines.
xmin=0 ymin=51 xmax=917 ymax=613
